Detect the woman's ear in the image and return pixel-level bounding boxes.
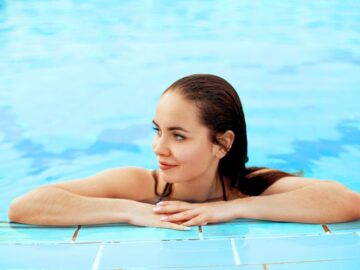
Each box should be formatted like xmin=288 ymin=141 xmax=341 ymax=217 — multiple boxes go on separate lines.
xmin=214 ymin=130 xmax=235 ymax=159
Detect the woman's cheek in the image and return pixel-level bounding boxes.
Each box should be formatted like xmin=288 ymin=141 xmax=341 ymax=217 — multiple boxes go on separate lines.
xmin=173 ymin=147 xmax=193 ymax=164
xmin=176 ymin=146 xmax=203 ymax=166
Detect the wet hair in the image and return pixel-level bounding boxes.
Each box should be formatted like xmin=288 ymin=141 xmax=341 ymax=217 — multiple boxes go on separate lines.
xmin=155 ymin=74 xmax=294 ymax=202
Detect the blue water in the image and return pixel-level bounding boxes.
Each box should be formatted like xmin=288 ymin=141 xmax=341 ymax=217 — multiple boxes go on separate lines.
xmin=1 ymin=0 xmax=360 ymax=221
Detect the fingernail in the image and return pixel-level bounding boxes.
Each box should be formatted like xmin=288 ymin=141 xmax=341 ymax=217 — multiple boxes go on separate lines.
xmin=153 ymin=207 xmax=161 ymax=211
xmin=183 ymin=226 xmax=191 ymax=231
xmin=156 ymin=201 xmax=164 ymax=205
xmin=160 ymin=216 xmax=168 ymax=221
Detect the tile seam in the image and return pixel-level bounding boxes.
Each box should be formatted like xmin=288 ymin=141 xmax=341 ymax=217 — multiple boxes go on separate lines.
xmin=322 ymin=224 xmax=331 ymax=234
xmin=198 ymin=225 xmax=203 ymax=240
xmin=230 ymin=238 xmax=241 ymax=265
xmin=72 ymin=225 xmax=81 ymax=242
xmin=267 ymin=258 xmax=359 ymax=265
xmin=91 ymin=243 xmax=105 ymax=270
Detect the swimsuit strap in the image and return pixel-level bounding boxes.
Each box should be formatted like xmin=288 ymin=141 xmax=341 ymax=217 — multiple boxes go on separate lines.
xmin=152 ymin=169 xmax=159 ymax=196
xmin=153 ymin=170 xmax=172 ymax=203
xmin=220 ymin=174 xmax=228 ymax=201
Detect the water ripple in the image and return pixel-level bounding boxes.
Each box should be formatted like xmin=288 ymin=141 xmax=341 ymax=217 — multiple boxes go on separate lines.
xmin=0 ymin=106 xmax=152 ymax=175
xmin=269 ymin=119 xmax=360 ymax=174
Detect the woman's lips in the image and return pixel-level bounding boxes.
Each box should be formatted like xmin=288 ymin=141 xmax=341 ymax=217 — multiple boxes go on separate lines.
xmin=159 ymin=162 xmax=177 ymax=170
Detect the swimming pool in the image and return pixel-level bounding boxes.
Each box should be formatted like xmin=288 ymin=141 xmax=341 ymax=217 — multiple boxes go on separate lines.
xmin=1 ymin=0 xmax=359 ymax=268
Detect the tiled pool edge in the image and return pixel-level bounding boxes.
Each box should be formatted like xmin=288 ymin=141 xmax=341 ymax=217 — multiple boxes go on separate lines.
xmin=2 ymin=219 xmax=360 ymax=244
xmin=1 ymin=222 xmax=360 ymax=269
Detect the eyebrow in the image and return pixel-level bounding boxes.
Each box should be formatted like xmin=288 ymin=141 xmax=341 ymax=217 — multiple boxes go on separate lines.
xmin=152 ymin=120 xmax=190 ymax=133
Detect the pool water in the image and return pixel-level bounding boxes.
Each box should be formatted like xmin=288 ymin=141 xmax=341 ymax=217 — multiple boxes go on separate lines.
xmin=0 ymin=1 xmax=359 ymax=269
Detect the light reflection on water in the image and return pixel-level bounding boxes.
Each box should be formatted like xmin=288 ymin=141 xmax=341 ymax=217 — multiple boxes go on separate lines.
xmin=0 ymin=0 xmax=359 ymax=219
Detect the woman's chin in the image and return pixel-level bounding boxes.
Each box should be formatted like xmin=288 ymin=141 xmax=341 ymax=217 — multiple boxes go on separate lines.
xmin=159 ymin=170 xmax=178 ymax=183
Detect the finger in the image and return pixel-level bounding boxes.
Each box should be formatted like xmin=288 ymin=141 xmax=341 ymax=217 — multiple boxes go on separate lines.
xmin=160 ymin=222 xmax=191 ymax=231
xmin=156 ymin=200 xmax=182 ymax=206
xmin=181 ymin=216 xmax=206 ymax=227
xmin=160 ymin=209 xmax=197 ymax=222
xmin=153 ymin=203 xmax=193 ymax=214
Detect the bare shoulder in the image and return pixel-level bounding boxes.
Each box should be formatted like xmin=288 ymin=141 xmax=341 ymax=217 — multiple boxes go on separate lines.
xmin=48 ymin=167 xmax=155 ymax=201
xmin=260 ymin=174 xmax=330 ymax=196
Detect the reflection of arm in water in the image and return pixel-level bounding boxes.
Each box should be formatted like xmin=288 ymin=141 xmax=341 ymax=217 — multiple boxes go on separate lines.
xmin=8 ymin=167 xmax=189 ymax=230
xmin=153 ymin=176 xmax=360 ymax=226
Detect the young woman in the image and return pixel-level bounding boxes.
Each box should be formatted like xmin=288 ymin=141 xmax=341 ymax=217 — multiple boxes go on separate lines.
xmin=8 ymin=74 xmax=360 ymax=230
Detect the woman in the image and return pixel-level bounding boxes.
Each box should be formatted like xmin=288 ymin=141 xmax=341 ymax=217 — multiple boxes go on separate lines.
xmin=8 ymin=74 xmax=360 ymax=230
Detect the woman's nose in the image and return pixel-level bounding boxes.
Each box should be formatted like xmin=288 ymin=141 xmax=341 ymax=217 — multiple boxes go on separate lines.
xmin=152 ymin=136 xmax=171 ymax=156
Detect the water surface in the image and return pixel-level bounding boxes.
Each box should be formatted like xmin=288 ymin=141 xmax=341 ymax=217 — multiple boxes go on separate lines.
xmin=1 ymin=0 xmax=359 ymax=220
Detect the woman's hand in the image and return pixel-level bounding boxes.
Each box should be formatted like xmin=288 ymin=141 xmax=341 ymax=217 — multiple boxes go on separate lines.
xmin=128 ymin=202 xmax=191 ymax=231
xmin=153 ymin=200 xmax=239 ymax=227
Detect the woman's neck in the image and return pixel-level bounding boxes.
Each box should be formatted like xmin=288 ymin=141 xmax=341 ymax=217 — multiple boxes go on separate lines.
xmin=167 ymin=170 xmax=224 ymax=203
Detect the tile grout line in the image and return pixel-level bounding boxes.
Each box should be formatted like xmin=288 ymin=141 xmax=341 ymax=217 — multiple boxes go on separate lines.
xmin=72 ymin=225 xmax=81 ymax=242
xmin=91 ymin=243 xmax=105 ymax=270
xmin=230 ymin=238 xmax=241 ymax=265
xmin=322 ymin=224 xmax=331 ymax=234
xmin=198 ymin=225 xmax=203 ymax=240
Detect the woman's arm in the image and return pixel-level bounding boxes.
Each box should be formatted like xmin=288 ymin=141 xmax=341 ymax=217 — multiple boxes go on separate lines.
xmin=233 ymin=180 xmax=360 ymax=223
xmin=8 ymin=186 xmax=134 ymax=226
xmin=154 ymin=179 xmax=360 ymax=225
xmin=8 ymin=167 xmax=189 ymax=230
xmin=8 ymin=167 xmax=149 ymax=225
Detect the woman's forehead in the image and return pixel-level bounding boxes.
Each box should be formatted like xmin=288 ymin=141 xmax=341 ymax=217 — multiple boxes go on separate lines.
xmin=154 ymin=92 xmax=203 ymax=130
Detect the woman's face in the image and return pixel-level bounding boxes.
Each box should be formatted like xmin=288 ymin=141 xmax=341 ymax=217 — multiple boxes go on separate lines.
xmin=152 ymin=90 xmax=220 ymax=184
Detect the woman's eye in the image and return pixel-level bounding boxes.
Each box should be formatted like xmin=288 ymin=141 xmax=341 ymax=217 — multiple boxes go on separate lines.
xmin=174 ymin=134 xmax=185 ymax=141
xmin=152 ymin=127 xmax=160 ymax=134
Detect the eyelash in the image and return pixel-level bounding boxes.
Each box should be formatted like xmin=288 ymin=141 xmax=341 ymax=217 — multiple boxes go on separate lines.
xmin=152 ymin=127 xmax=185 ymax=141
xmin=152 ymin=127 xmax=160 ymax=135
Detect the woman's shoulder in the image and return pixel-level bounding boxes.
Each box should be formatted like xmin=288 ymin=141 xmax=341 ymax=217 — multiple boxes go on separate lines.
xmin=91 ymin=166 xmax=155 ymax=185
xmin=239 ymin=167 xmax=294 ymax=196
xmin=109 ymin=167 xmax=157 ymax=199
xmin=242 ymin=167 xmax=322 ymax=196
xmin=118 ymin=167 xmax=162 ymax=203
xmin=111 ymin=167 xmax=164 ymax=202
xmin=50 ymin=166 xmax=157 ymax=202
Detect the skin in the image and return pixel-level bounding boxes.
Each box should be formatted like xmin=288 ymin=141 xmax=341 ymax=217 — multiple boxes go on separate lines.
xmin=8 ymin=90 xmax=360 ymax=229
xmin=151 ymin=90 xmax=235 ymax=203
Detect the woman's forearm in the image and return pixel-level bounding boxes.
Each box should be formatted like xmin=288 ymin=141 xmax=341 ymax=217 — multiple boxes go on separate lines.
xmin=233 ymin=181 xmax=360 ymax=223
xmin=8 ymin=186 xmax=136 ymax=226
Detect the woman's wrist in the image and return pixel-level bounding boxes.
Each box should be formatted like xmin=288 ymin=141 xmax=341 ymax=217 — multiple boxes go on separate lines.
xmin=230 ymin=197 xmax=251 ymax=220
xmin=116 ymin=199 xmax=140 ymax=223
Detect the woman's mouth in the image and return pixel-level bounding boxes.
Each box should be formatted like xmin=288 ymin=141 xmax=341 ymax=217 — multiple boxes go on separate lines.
xmin=159 ymin=162 xmax=177 ymax=170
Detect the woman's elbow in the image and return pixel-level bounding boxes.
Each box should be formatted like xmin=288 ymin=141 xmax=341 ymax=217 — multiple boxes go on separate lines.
xmin=8 ymin=193 xmax=37 ymax=224
xmin=349 ymin=190 xmax=360 ymax=221
xmin=8 ymin=197 xmax=25 ymax=223
xmin=327 ymin=181 xmax=360 ymax=222
xmin=8 ymin=187 xmax=54 ymax=224
xmin=336 ymin=181 xmax=360 ymax=221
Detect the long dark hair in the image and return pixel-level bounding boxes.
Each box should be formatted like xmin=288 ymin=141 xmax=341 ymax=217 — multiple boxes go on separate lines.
xmin=155 ymin=74 xmax=293 ymax=201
